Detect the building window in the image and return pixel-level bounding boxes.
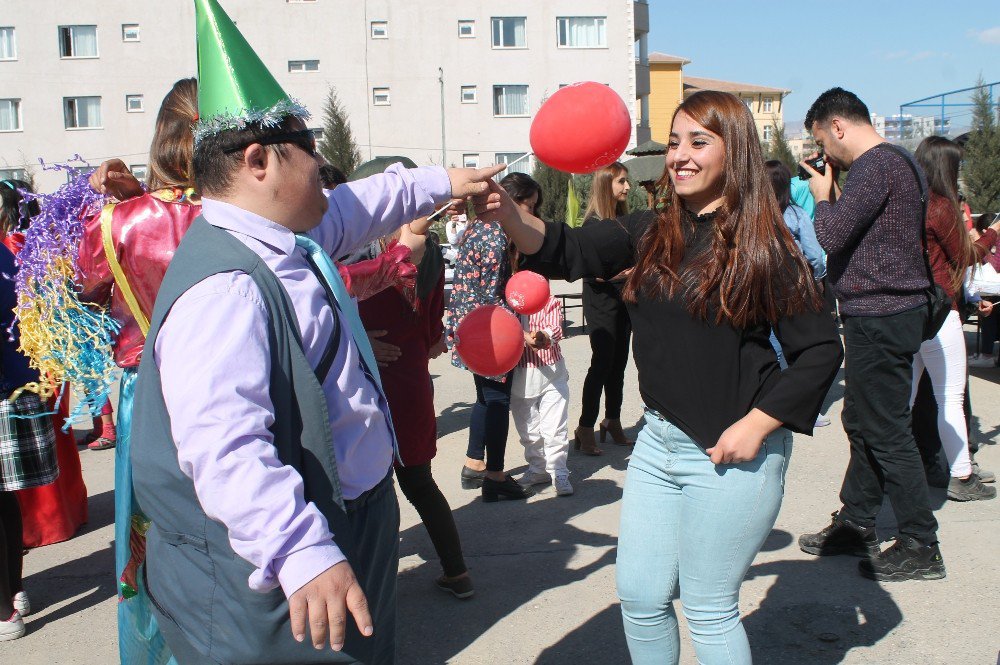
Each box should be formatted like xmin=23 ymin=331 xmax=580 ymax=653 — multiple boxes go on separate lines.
xmin=463 ymin=154 xmax=480 ymax=168
xmin=372 ymin=87 xmax=390 ymax=106
xmin=122 ymin=24 xmax=140 ymax=42
xmin=370 ymin=21 xmax=388 ymax=39
xmin=0 ymin=99 xmax=21 ymax=132
xmin=0 ymin=168 xmax=27 ymax=181
xmin=59 ymin=25 xmax=98 ymax=58
xmin=493 ymin=85 xmax=528 ymax=117
xmin=763 ymin=125 xmax=773 ymax=142
xmin=458 ymin=20 xmax=475 ymax=38
xmin=125 ymin=94 xmax=144 ymax=113
xmin=310 ymin=128 xmax=323 ymax=142
xmin=556 ymin=17 xmax=607 ymax=48
xmin=763 ymin=97 xmax=773 ymax=113
xmin=130 ymin=164 xmax=148 ymax=181
xmin=288 ymin=59 xmax=319 ymax=72
xmin=496 ymin=152 xmax=530 ymax=175
xmin=743 ymin=97 xmax=754 ymax=111
xmin=64 ymin=96 xmax=102 ymax=129
xmin=491 ymin=17 xmax=526 ymax=49
xmin=0 ymin=27 xmax=16 ymax=60
xmin=461 ymin=85 xmax=477 ymax=104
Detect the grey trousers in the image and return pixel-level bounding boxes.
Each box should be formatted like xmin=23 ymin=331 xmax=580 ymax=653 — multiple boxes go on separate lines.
xmin=150 ymin=475 xmax=400 ymax=665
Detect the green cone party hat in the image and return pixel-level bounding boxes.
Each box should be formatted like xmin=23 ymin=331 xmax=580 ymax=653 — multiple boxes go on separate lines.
xmin=193 ymin=0 xmax=309 ymax=141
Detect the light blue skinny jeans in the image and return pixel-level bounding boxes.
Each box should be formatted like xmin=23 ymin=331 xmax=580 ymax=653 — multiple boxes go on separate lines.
xmin=617 ymin=410 xmax=791 ymax=665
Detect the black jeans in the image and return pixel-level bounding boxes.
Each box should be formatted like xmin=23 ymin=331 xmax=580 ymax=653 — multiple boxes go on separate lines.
xmin=580 ymin=304 xmax=632 ymax=428
xmin=395 ymin=463 xmax=467 ymax=578
xmin=838 ymin=307 xmax=939 ymax=544
xmin=467 ymin=373 xmax=512 ymax=473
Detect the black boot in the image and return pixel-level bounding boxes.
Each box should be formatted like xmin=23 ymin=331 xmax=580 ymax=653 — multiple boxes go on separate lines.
xmin=482 ymin=474 xmax=533 ymax=503
xmin=858 ymin=536 xmax=946 ymax=581
xmin=799 ymin=511 xmax=880 ymax=557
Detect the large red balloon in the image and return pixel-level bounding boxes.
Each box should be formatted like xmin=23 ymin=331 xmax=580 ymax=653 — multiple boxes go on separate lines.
xmin=454 ymin=305 xmax=524 ymax=376
xmin=505 ymin=271 xmax=550 ymax=315
xmin=530 ymin=81 xmax=632 ymax=174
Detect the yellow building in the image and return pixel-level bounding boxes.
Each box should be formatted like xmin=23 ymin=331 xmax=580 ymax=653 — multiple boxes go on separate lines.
xmin=683 ymin=76 xmax=790 ymax=146
xmin=646 ymin=52 xmax=691 ymax=143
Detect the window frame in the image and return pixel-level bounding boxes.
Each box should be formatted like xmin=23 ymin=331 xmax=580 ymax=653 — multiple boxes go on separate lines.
xmin=0 ymin=98 xmax=22 ymax=132
xmin=125 ymin=94 xmax=144 ymax=113
xmin=0 ymin=27 xmax=16 ymax=60
xmin=463 ymin=154 xmax=480 ymax=168
xmin=372 ymin=87 xmax=391 ymax=106
xmin=129 ymin=164 xmax=148 ymax=181
xmin=460 ymin=85 xmax=478 ymax=104
xmin=458 ymin=20 xmax=475 ymax=38
xmin=370 ymin=21 xmax=388 ymax=39
xmin=121 ymin=24 xmax=140 ymax=42
xmin=58 ymin=25 xmax=99 ymax=59
xmin=63 ymin=96 xmax=103 ymax=130
xmin=288 ymin=59 xmax=320 ymax=73
xmin=495 ymin=152 xmax=530 ymax=176
xmin=0 ymin=168 xmax=27 ymax=181
xmin=492 ymin=84 xmax=529 ymax=118
xmin=490 ymin=17 xmax=527 ymax=49
xmin=556 ymin=16 xmax=608 ymax=49
xmin=763 ymin=97 xmax=773 ymax=113
xmin=763 ymin=125 xmax=773 ymax=142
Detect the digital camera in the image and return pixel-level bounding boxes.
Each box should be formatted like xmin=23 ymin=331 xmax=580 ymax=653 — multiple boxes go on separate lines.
xmin=797 ymin=152 xmax=826 ymax=180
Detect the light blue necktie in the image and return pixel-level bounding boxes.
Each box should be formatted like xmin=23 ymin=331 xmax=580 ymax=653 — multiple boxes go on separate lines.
xmin=295 ymin=234 xmax=401 ymax=463
xmin=295 ymin=234 xmax=383 ymax=390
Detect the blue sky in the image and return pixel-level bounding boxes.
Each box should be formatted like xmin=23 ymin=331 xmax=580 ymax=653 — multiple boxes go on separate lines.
xmin=647 ymin=1 xmax=1000 ymax=126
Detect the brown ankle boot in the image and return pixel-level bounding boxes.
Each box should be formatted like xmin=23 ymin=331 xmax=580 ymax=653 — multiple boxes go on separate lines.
xmin=600 ymin=419 xmax=633 ymax=446
xmin=573 ymin=426 xmax=603 ymax=456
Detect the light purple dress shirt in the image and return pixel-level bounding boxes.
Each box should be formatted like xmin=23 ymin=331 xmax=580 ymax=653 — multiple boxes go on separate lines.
xmin=153 ymin=164 xmax=451 ymax=599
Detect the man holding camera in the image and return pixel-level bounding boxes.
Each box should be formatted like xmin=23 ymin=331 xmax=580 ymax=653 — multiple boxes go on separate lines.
xmin=796 ymin=88 xmax=945 ymax=582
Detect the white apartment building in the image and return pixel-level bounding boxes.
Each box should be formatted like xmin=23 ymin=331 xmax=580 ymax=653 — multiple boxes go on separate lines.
xmin=0 ymin=0 xmax=651 ymax=193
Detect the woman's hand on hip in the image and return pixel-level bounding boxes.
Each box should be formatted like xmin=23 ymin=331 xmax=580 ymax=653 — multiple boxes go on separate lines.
xmin=707 ymin=409 xmax=781 ymax=465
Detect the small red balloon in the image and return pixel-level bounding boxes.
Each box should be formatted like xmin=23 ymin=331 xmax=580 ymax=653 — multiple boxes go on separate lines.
xmin=530 ymin=81 xmax=632 ymax=174
xmin=505 ymin=271 xmax=550 ymax=315
xmin=454 ymin=305 xmax=524 ymax=376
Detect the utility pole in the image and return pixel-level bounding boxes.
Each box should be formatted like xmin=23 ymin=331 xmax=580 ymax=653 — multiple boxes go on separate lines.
xmin=439 ymin=67 xmax=447 ymax=166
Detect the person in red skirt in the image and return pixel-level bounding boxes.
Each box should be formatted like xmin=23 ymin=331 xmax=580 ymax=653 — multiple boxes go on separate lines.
xmin=358 ymin=222 xmax=474 ymax=600
xmin=0 ymin=179 xmax=89 ymax=551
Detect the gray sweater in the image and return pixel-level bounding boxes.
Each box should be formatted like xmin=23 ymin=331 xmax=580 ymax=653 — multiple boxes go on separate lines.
xmin=814 ymin=143 xmax=930 ymax=317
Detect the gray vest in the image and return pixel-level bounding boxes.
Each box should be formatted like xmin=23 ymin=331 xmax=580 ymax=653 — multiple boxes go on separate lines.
xmin=131 ymin=217 xmax=353 ymax=663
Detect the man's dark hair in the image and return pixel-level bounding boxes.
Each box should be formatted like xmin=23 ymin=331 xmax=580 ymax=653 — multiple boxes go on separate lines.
xmin=805 ymin=87 xmax=872 ymax=130
xmin=193 ymin=118 xmax=298 ymax=195
xmin=318 ymin=164 xmax=347 ymax=189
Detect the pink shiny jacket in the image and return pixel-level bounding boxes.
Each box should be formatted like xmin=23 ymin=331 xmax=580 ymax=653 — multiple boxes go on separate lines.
xmin=78 ymin=189 xmax=200 ymax=368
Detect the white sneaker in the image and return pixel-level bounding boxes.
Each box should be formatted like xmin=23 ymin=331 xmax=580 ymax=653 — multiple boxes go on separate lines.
xmin=12 ymin=591 xmax=30 ymax=616
xmin=0 ymin=611 xmax=25 ymax=641
xmin=554 ymin=475 xmax=574 ymax=496
xmin=815 ymin=413 xmax=832 ymax=427
xmin=969 ymin=355 xmax=997 ymax=368
xmin=518 ymin=470 xmax=551 ymax=486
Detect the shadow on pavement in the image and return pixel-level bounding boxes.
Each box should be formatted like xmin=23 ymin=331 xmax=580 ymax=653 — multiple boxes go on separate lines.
xmin=396 ymin=445 xmax=631 ymax=664
xmin=22 ymin=542 xmax=116 ymax=634
xmin=743 ymin=529 xmax=903 ymax=664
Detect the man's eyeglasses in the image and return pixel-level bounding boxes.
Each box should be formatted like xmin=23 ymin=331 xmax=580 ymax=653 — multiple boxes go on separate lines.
xmin=223 ymin=129 xmax=318 ymax=157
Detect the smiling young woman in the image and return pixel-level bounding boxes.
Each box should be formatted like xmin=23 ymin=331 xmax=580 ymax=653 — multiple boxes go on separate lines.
xmin=474 ymin=90 xmax=844 ymax=664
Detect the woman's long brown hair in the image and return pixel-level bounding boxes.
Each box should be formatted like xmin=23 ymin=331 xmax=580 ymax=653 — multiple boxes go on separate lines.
xmin=915 ymin=136 xmax=978 ymax=294
xmin=623 ymin=91 xmax=821 ymax=327
xmin=146 ymin=78 xmax=198 ymax=192
xmin=583 ymin=162 xmax=629 ymax=221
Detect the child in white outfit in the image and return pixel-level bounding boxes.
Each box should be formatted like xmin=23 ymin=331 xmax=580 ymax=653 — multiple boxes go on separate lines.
xmin=510 ymin=294 xmax=573 ymax=496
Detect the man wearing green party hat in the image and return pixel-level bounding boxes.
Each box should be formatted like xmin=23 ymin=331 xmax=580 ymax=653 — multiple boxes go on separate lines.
xmin=131 ymin=1 xmax=503 ymax=662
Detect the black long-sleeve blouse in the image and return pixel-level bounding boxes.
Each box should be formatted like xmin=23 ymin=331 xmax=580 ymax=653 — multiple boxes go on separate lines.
xmin=522 ymin=210 xmax=844 ymax=449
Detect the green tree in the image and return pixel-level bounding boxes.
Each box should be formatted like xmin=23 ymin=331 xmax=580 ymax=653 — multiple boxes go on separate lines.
xmin=317 ymin=86 xmax=362 ymax=175
xmin=764 ymin=117 xmax=797 ymax=173
xmin=531 ymin=160 xmax=570 ymax=223
xmin=963 ymin=79 xmax=1000 ymax=213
